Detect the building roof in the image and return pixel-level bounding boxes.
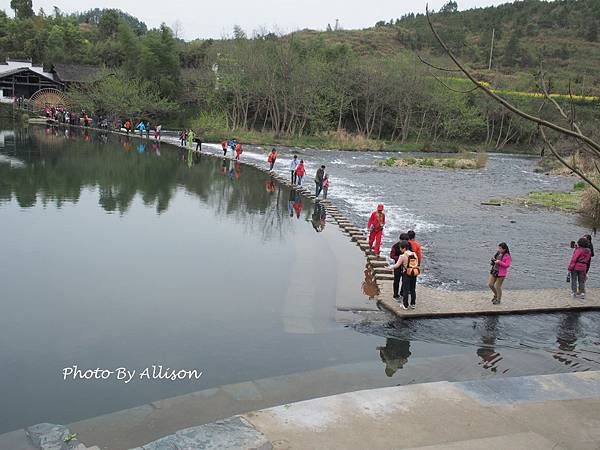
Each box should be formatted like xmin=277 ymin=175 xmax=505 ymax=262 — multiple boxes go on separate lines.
xmin=0 ymin=66 xmax=61 ymax=85
xmin=52 ymin=63 xmax=103 ymax=83
xmin=0 ymin=59 xmax=55 ymax=80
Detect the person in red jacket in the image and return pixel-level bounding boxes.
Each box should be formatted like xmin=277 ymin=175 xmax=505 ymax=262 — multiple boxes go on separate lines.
xmin=235 ymin=142 xmax=243 ymax=160
xmin=569 ymin=237 xmax=592 ymax=300
xmin=367 ymin=204 xmax=385 ymax=255
xmin=295 ymin=160 xmax=306 ymax=185
xmin=268 ymin=148 xmax=278 ymax=171
xmin=221 ymin=140 xmax=228 ymax=156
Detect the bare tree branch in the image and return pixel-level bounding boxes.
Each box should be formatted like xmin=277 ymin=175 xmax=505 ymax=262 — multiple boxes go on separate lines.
xmin=416 ymin=53 xmax=461 ymax=72
xmin=424 ymin=5 xmax=600 ymax=157
xmin=430 ymin=72 xmax=479 ymax=93
xmin=539 ymin=127 xmax=600 ymax=194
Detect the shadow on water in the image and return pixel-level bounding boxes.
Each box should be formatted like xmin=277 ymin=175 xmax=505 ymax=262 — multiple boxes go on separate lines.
xmin=355 ymin=310 xmax=600 ymax=377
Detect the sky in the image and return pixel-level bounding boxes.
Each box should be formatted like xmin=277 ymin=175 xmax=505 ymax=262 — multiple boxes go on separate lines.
xmin=0 ymin=0 xmax=510 ymax=40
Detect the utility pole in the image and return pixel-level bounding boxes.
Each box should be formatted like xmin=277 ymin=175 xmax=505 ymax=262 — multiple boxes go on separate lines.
xmin=488 ymin=28 xmax=495 ymax=71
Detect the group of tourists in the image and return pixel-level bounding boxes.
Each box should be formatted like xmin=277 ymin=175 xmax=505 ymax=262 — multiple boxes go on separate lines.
xmin=179 ymin=129 xmax=202 ymax=150
xmin=221 ymin=139 xmax=243 ymax=160
xmin=287 ymin=154 xmax=329 ymax=199
xmin=373 ymin=203 xmax=595 ymax=308
xmin=385 ymin=224 xmax=423 ymax=310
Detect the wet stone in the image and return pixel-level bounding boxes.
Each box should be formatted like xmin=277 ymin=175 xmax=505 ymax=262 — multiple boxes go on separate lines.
xmin=135 ymin=416 xmax=271 ymax=450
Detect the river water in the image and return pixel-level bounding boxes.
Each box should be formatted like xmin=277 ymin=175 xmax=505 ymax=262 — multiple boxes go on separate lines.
xmin=1 ymin=125 xmax=599 ymax=436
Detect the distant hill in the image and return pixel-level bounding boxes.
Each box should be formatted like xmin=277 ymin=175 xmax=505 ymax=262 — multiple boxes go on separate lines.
xmin=290 ymin=0 xmax=600 ymax=95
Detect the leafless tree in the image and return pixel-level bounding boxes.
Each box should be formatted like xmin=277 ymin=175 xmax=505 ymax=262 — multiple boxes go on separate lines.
xmin=423 ymin=5 xmax=600 ymax=194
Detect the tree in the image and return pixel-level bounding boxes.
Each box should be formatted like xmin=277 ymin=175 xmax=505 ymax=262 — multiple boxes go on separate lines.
xmin=10 ymin=0 xmax=34 ymax=19
xmin=98 ymin=9 xmax=120 ymax=37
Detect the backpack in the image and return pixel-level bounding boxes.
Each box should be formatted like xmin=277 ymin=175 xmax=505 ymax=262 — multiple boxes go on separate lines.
xmin=405 ymin=253 xmax=420 ymax=277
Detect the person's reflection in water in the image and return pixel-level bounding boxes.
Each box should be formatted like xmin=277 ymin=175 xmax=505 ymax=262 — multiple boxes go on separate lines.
xmin=292 ymin=194 xmax=303 ymax=218
xmin=234 ymin=161 xmax=241 ymax=179
xmin=311 ymin=201 xmax=326 ymax=232
xmin=266 ymin=176 xmax=276 ymax=193
xmin=152 ymin=141 xmax=161 ymax=156
xmin=476 ymin=316 xmax=503 ymax=373
xmin=554 ymin=313 xmax=581 ymax=366
xmin=378 ymin=338 xmax=411 ymax=377
xmin=137 ymin=142 xmax=146 ymax=154
xmin=221 ymin=158 xmax=228 ymax=175
xmin=288 ymin=189 xmax=297 ymax=217
xmin=228 ymin=159 xmax=235 ymax=179
xmin=362 ymin=265 xmax=380 ymax=299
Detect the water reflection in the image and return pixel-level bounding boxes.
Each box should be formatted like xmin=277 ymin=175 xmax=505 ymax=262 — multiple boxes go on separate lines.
xmin=311 ymin=201 xmax=327 ymax=232
xmin=378 ymin=338 xmax=411 ymax=377
xmin=554 ymin=313 xmax=582 ymax=368
xmin=0 ymin=126 xmax=309 ymax=236
xmin=476 ymin=316 xmax=504 ymax=373
xmin=361 ymin=265 xmax=379 ymax=299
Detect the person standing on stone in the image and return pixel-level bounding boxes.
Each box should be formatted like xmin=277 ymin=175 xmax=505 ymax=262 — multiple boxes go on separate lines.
xmin=322 ymin=174 xmax=330 ymax=199
xmin=489 ymin=242 xmax=511 ymax=304
xmin=389 ymin=233 xmax=411 ymax=300
xmin=235 ymin=142 xmax=243 ymax=160
xmin=568 ymin=237 xmax=592 ymax=300
xmin=295 ymin=160 xmax=305 ymax=186
xmin=387 ymin=241 xmax=419 ymax=310
xmin=268 ymin=148 xmax=278 ymax=171
xmin=367 ymin=204 xmax=385 ymax=256
xmin=290 ymin=155 xmax=299 ymax=185
xmin=315 ymin=165 xmax=325 ymax=197
xmin=407 ymin=230 xmax=423 ymax=270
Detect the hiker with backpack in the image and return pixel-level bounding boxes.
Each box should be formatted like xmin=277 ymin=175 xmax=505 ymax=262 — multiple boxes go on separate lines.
xmin=489 ymin=242 xmax=512 ymax=304
xmin=387 ymin=240 xmax=420 ymax=309
xmin=367 ymin=204 xmax=386 ymax=256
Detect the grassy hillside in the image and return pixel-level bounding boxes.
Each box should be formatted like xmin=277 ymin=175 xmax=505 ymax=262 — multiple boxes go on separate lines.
xmin=290 ymin=0 xmax=600 ymax=96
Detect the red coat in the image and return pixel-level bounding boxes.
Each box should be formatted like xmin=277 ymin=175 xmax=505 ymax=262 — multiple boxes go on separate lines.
xmin=569 ymin=248 xmax=592 ymax=272
xmin=368 ymin=211 xmax=385 ymax=233
xmin=295 ymin=163 xmax=305 ymax=176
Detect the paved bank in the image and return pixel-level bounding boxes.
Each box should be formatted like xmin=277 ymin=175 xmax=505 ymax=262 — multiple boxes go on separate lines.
xmin=6 ymin=371 xmax=599 ymax=449
xmin=127 ymin=371 xmax=600 ymax=449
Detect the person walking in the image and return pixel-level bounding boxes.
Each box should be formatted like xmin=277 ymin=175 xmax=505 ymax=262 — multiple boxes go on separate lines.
xmin=235 ymin=142 xmax=243 ymax=160
xmin=145 ymin=121 xmax=151 ymax=139
xmin=322 ymin=174 xmax=330 ymax=199
xmin=154 ymin=124 xmax=162 ymax=141
xmin=407 ymin=230 xmax=423 ymax=268
xmin=290 ymin=155 xmax=299 ymax=184
xmin=568 ymin=237 xmax=592 ymax=300
xmin=489 ymin=242 xmax=512 ymax=304
xmin=187 ymin=129 xmax=195 ymax=149
xmin=222 ymin=140 xmax=228 ymax=156
xmin=315 ymin=165 xmax=325 ymax=197
xmin=268 ymin=148 xmax=278 ymax=171
xmin=295 ymin=159 xmax=305 ymax=186
xmin=180 ymin=130 xmax=187 ymax=146
xmin=195 ymin=135 xmax=202 ymax=151
xmin=367 ymin=204 xmax=385 ymax=256
xmin=387 ymin=241 xmax=420 ymax=309
xmin=135 ymin=121 xmax=145 ymax=137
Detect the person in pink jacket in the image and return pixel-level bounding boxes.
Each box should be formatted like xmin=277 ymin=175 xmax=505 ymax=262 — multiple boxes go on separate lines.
xmin=488 ymin=242 xmax=511 ymax=304
xmin=568 ymin=237 xmax=592 ymax=299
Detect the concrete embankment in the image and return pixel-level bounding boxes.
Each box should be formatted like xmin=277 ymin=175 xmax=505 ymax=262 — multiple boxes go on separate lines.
xmin=5 ymin=371 xmax=599 ymax=449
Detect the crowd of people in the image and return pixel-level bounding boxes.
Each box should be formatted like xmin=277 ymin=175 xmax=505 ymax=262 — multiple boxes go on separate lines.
xmin=370 ymin=201 xmax=595 ymax=310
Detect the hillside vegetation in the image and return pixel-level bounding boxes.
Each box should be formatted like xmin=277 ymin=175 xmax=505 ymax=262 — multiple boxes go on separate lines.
xmin=1 ymin=0 xmax=599 ymax=150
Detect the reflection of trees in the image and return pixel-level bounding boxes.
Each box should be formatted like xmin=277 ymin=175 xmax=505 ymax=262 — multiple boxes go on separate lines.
xmin=1 ymin=126 xmax=308 ymax=240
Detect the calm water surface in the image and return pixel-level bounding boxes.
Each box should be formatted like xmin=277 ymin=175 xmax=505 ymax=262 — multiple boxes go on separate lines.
xmin=1 ymin=126 xmax=599 ymax=435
